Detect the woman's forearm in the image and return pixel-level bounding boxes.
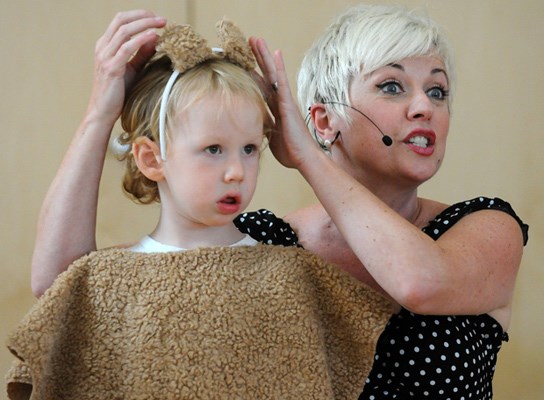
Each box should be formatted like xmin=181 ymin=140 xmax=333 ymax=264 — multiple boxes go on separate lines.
xmin=31 ymin=116 xmax=112 ymax=297
xmin=297 ymin=150 xmax=522 ymax=316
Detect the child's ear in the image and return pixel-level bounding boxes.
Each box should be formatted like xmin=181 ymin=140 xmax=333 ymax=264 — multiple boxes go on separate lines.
xmin=132 ymin=137 xmax=164 ymax=182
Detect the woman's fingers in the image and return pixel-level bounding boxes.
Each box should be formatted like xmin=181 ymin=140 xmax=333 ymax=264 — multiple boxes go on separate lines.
xmin=100 ymin=10 xmax=153 ymax=42
xmin=96 ymin=11 xmax=166 ymax=74
xmin=99 ymin=10 xmax=159 ymax=52
xmin=250 ymin=38 xmax=277 ymax=88
xmin=127 ymin=36 xmax=159 ymax=76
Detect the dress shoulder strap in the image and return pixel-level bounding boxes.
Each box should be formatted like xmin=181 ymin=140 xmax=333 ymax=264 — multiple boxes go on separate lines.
xmin=422 ymin=196 xmax=529 ymax=245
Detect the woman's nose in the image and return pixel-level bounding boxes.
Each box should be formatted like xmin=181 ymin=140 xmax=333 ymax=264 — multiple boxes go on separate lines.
xmin=407 ymin=91 xmax=433 ymax=120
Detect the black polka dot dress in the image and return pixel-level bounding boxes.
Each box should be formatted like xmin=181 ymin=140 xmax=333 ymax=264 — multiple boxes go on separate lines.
xmin=234 ymin=209 xmax=299 ymax=247
xmin=359 ymin=197 xmax=529 ymax=399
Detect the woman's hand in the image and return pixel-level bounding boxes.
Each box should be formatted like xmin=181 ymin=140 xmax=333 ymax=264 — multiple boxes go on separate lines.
xmin=249 ymin=37 xmax=319 ymax=170
xmin=86 ymin=10 xmax=166 ymax=127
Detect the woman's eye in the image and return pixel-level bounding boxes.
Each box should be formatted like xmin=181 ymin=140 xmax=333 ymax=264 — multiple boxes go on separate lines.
xmin=243 ymin=144 xmax=258 ymax=155
xmin=206 ymin=145 xmax=221 ymax=155
xmin=377 ymin=81 xmax=403 ymax=95
xmin=427 ymin=86 xmax=449 ymax=100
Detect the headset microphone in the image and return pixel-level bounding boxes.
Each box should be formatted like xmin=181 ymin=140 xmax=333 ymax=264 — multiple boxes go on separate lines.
xmin=381 ymin=135 xmax=393 ymax=147
xmin=323 ymin=101 xmax=393 ymax=147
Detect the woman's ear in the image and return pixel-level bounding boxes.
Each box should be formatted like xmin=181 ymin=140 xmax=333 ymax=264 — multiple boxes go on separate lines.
xmin=132 ymin=137 xmax=164 ymax=182
xmin=310 ymin=104 xmax=340 ymax=144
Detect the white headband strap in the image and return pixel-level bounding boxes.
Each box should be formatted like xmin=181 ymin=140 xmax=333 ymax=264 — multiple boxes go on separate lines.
xmin=159 ymin=69 xmax=180 ymax=160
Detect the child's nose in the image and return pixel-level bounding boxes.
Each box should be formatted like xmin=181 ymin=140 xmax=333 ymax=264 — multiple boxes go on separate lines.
xmin=224 ymin=156 xmax=244 ymax=182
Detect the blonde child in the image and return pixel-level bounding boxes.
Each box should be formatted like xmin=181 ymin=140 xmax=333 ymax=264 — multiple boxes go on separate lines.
xmin=7 ymin=16 xmax=392 ymax=399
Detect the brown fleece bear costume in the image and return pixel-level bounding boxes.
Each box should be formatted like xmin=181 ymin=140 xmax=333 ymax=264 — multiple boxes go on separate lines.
xmin=7 ymin=245 xmax=392 ymax=399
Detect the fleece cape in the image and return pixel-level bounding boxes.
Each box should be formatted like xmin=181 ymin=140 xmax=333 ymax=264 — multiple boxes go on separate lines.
xmin=6 ymin=245 xmax=393 ymax=399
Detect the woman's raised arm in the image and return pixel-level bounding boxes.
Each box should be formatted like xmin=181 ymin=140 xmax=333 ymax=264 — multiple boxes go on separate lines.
xmin=31 ymin=11 xmax=166 ymax=297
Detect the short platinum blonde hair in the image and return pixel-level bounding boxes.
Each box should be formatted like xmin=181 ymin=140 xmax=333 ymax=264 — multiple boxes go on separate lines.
xmin=297 ymin=4 xmax=455 ymax=122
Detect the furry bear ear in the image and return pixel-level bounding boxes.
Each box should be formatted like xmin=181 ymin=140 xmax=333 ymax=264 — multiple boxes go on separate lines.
xmin=216 ymin=19 xmax=255 ymax=71
xmin=132 ymin=137 xmax=165 ymax=182
xmin=156 ymin=24 xmax=213 ymax=72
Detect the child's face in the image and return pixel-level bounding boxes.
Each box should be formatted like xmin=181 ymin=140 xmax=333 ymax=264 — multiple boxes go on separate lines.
xmin=159 ymin=92 xmax=264 ymax=229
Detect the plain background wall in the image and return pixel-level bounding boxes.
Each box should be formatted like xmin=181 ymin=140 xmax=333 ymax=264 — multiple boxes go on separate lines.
xmin=1 ymin=0 xmax=542 ymax=398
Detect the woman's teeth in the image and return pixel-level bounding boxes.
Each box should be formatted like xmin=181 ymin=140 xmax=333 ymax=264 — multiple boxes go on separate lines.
xmin=409 ymin=136 xmax=429 ymax=147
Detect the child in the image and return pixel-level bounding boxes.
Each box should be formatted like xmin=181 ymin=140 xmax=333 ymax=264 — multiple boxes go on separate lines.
xmin=111 ymin=21 xmax=296 ymax=253
xmin=6 ymin=18 xmax=393 ymax=399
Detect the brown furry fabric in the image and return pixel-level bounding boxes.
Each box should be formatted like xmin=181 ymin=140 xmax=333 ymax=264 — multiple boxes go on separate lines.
xmin=156 ymin=24 xmax=213 ymax=73
xmin=215 ymin=19 xmax=255 ymax=71
xmin=6 ymin=245 xmax=393 ymax=399
xmin=156 ymin=19 xmax=255 ymax=74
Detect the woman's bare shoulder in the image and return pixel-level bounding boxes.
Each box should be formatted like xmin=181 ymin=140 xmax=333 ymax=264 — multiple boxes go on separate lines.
xmin=284 ymin=204 xmax=334 ymax=250
xmin=285 ymin=203 xmax=321 ymax=220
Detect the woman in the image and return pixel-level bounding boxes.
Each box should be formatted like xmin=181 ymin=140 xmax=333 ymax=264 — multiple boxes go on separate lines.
xmin=250 ymin=4 xmax=528 ymax=399
xmin=31 ymin=5 xmax=527 ymax=399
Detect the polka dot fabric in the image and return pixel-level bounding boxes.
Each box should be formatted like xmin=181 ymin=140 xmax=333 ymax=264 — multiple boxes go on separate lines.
xmin=360 ymin=311 xmax=506 ymax=399
xmin=234 ymin=209 xmax=299 ymax=247
xmin=421 ymin=197 xmax=528 ymax=245
xmin=359 ymin=197 xmax=528 ymax=399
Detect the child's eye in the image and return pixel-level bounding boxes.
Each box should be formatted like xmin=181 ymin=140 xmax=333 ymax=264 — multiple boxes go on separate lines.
xmin=377 ymin=80 xmax=403 ymax=95
xmin=206 ymin=145 xmax=222 ymax=155
xmin=427 ymin=86 xmax=449 ymax=100
xmin=243 ymin=144 xmax=258 ymax=155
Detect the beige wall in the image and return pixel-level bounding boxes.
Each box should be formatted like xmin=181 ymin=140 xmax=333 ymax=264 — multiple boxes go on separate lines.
xmin=1 ymin=0 xmax=542 ymax=398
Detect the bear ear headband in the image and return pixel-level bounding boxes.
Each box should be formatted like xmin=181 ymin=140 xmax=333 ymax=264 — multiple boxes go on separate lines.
xmin=156 ymin=19 xmax=255 ymax=160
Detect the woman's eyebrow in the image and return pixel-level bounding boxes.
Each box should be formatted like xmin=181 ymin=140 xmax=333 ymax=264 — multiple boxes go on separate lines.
xmin=431 ymin=68 xmax=449 ymax=83
xmin=375 ymin=64 xmax=449 ymax=83
xmin=389 ymin=63 xmax=404 ymax=71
